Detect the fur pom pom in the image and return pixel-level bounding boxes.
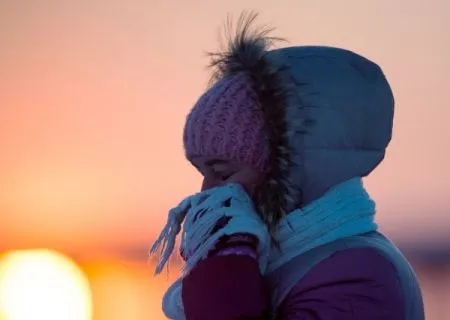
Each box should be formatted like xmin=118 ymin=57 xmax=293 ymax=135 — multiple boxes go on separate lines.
xmin=207 ymin=11 xmax=283 ymax=84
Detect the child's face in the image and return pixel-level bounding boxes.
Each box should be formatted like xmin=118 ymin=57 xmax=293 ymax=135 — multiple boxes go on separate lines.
xmin=190 ymin=156 xmax=266 ymax=195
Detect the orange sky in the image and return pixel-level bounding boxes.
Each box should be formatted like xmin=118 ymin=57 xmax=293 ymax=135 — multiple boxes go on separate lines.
xmin=1 ymin=0 xmax=449 ymax=256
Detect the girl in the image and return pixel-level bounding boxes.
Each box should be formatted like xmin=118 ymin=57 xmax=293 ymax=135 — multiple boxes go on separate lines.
xmin=150 ymin=13 xmax=424 ymax=320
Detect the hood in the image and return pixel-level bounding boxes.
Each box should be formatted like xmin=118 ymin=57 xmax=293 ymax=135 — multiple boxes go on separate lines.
xmin=206 ymin=14 xmax=394 ymax=227
xmin=267 ymin=46 xmax=394 ymax=207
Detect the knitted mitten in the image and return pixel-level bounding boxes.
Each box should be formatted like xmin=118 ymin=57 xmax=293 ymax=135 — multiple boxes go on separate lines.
xmin=149 ymin=183 xmax=270 ymax=319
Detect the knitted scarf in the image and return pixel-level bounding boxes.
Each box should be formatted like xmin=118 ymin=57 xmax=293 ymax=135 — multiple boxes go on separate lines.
xmin=150 ymin=178 xmax=377 ymax=319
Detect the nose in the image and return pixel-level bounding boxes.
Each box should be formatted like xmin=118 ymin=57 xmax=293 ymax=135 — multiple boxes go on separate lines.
xmin=201 ymin=176 xmax=221 ymax=191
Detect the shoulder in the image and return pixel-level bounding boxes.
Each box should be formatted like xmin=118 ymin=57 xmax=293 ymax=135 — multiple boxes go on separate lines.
xmin=278 ymin=248 xmax=405 ymax=319
xmin=303 ymin=247 xmax=400 ymax=285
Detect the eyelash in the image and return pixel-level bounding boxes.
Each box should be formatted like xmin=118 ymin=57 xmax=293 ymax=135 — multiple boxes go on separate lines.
xmin=220 ymin=173 xmax=233 ymax=181
xmin=212 ymin=169 xmax=233 ymax=181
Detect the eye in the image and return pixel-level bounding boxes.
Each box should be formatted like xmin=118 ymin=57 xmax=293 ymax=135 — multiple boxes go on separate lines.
xmin=211 ymin=168 xmax=234 ymax=181
xmin=219 ymin=172 xmax=233 ymax=181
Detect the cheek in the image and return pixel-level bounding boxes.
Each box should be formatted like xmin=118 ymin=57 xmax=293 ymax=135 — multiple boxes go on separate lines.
xmin=227 ymin=171 xmax=265 ymax=195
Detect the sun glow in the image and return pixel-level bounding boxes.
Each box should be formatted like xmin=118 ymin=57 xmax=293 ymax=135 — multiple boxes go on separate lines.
xmin=0 ymin=249 xmax=92 ymax=320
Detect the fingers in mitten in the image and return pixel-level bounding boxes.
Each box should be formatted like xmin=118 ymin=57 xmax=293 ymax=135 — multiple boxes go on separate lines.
xmin=193 ymin=208 xmax=208 ymax=223
xmin=222 ymin=197 xmax=232 ymax=207
xmin=195 ymin=193 xmax=210 ymax=206
xmin=210 ymin=216 xmax=231 ymax=234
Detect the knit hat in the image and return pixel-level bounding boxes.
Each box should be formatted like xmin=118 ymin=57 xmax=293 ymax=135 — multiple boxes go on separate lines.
xmin=183 ymin=73 xmax=270 ymax=172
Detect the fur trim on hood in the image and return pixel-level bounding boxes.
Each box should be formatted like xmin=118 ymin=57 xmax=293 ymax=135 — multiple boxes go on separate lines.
xmin=206 ymin=12 xmax=394 ymax=231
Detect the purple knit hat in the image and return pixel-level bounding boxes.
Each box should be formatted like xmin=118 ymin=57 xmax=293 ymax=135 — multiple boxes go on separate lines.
xmin=183 ymin=74 xmax=270 ymax=172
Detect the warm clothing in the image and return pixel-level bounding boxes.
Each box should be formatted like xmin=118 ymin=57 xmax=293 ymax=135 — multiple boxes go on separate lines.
xmin=266 ymin=232 xmax=423 ymax=319
xmin=273 ymin=247 xmax=406 ymax=319
xmin=151 ymin=14 xmax=424 ymax=320
xmin=183 ymin=246 xmax=406 ymax=320
xmin=183 ymin=255 xmax=270 ymax=320
xmin=179 ymin=191 xmax=424 ymax=319
xmin=153 ymin=179 xmax=424 ymax=319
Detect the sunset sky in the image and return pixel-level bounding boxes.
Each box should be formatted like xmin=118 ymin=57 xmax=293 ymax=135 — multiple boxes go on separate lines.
xmin=1 ymin=0 xmax=449 ymax=258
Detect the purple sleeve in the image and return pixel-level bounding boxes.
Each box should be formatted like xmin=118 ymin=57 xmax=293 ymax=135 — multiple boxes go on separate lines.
xmin=182 ymin=255 xmax=270 ymax=320
xmin=277 ymin=248 xmax=405 ymax=320
xmin=182 ymin=235 xmax=270 ymax=320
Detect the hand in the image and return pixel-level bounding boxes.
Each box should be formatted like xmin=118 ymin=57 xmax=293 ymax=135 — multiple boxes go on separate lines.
xmin=151 ymin=183 xmax=269 ymax=275
xmin=180 ymin=183 xmax=269 ymax=273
